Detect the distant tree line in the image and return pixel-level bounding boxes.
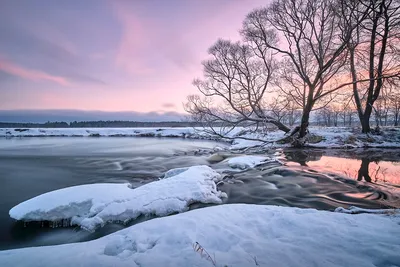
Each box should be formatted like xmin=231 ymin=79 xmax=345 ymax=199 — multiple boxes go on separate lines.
xmin=0 ymin=121 xmax=200 ymax=128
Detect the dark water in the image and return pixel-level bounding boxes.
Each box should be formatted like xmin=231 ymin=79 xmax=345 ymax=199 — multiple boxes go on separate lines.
xmin=218 ymin=149 xmax=400 ymax=211
xmin=0 ymin=138 xmax=399 ymax=251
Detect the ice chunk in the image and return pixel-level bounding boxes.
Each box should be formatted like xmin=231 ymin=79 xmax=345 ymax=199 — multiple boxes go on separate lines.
xmin=9 ymin=165 xmax=226 ymax=231
xmin=228 ymin=155 xmax=274 ymax=169
xmin=2 ymin=204 xmax=400 ymax=267
xmin=162 ymin=167 xmax=189 ymax=178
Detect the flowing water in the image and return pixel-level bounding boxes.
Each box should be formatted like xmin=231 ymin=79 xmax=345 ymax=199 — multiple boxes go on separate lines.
xmin=0 ymin=137 xmax=399 ymax=250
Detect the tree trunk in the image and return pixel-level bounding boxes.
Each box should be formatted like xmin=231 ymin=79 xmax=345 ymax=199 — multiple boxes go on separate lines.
xmin=349 ymin=46 xmax=367 ymax=132
xmin=362 ymin=106 xmax=372 ymax=133
xmin=384 ymin=113 xmax=387 ymax=126
xmin=349 ymin=114 xmax=353 ymax=127
xmin=299 ymin=105 xmax=312 ymax=138
xmin=343 ymin=114 xmax=346 ymax=127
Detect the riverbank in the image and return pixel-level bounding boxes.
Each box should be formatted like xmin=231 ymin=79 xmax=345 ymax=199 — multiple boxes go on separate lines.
xmin=1 ymin=126 xmax=400 ymax=149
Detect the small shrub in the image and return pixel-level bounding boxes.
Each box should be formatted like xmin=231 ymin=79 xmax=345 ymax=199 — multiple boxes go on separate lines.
xmin=344 ymin=135 xmax=357 ymax=144
xmin=89 ymin=133 xmax=101 ymax=137
xmin=307 ymin=134 xmax=324 ymax=144
xmin=366 ymin=136 xmax=376 ymax=142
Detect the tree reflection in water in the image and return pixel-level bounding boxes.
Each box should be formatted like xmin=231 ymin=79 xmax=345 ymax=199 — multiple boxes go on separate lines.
xmin=357 ymin=158 xmax=372 ymax=182
xmin=282 ymin=150 xmax=323 ymax=167
xmin=282 ymin=149 xmax=399 ymax=185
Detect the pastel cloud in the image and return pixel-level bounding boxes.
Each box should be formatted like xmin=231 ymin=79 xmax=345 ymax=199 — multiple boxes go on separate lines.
xmin=0 ymin=0 xmax=269 ymax=115
xmin=112 ymin=1 xmax=154 ymax=74
xmin=0 ymin=58 xmax=69 ymax=86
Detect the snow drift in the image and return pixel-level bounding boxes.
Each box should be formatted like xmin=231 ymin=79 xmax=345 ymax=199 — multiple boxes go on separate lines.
xmin=2 ymin=204 xmax=399 ymax=267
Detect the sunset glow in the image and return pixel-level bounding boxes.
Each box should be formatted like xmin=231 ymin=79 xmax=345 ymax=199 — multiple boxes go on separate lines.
xmin=0 ymin=0 xmax=267 ymax=113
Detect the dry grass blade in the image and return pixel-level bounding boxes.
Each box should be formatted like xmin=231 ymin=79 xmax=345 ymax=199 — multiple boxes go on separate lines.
xmin=192 ymin=242 xmax=217 ymax=266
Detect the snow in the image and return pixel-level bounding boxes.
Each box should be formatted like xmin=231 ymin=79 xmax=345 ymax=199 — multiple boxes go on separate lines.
xmin=230 ymin=139 xmax=264 ymax=150
xmin=0 ymin=127 xmax=221 ymax=139
xmin=1 ymin=126 xmax=400 ymax=149
xmin=335 ymin=206 xmax=399 ymax=214
xmin=9 ymin=165 xmax=227 ymax=231
xmin=0 ymin=127 xmax=197 ymax=138
xmin=162 ymin=167 xmax=189 ymax=178
xmin=228 ymin=155 xmax=274 ymax=169
xmin=1 ymin=204 xmax=399 ymax=267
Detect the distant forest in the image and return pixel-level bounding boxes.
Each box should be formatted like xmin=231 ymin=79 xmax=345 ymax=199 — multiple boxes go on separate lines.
xmin=0 ymin=121 xmax=199 ymax=128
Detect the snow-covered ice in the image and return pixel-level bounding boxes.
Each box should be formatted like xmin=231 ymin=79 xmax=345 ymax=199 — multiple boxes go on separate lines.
xmin=0 ymin=127 xmax=206 ymax=138
xmin=9 ymin=165 xmax=227 ymax=231
xmin=228 ymin=155 xmax=274 ymax=169
xmin=335 ymin=206 xmax=399 ymax=214
xmin=162 ymin=167 xmax=189 ymax=178
xmin=230 ymin=139 xmax=265 ymax=150
xmin=1 ymin=204 xmax=399 ymax=267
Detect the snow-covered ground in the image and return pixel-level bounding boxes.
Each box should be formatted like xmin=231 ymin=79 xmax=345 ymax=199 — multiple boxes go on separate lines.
xmin=9 ymin=166 xmax=227 ymax=231
xmin=1 ymin=126 xmax=399 ymax=149
xmin=0 ymin=127 xmax=212 ymax=138
xmin=1 ymin=204 xmax=399 ymax=267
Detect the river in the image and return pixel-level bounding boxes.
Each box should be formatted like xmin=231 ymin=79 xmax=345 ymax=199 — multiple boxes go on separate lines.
xmin=0 ymin=137 xmax=399 ymax=250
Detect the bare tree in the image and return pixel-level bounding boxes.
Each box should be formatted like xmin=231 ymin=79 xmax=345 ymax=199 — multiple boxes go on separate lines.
xmin=185 ymin=39 xmax=290 ymax=138
xmin=316 ymin=107 xmax=334 ymax=126
xmin=266 ymin=96 xmax=291 ymax=123
xmin=265 ymin=95 xmax=301 ymax=126
xmin=286 ymin=97 xmax=303 ymax=126
xmin=347 ymin=0 xmax=400 ymax=133
xmin=374 ymin=93 xmax=390 ymax=127
xmin=387 ymin=86 xmax=400 ymax=125
xmin=241 ymin=0 xmax=366 ymax=143
xmin=187 ymin=0 xmax=400 ymax=146
xmin=342 ymin=98 xmax=357 ymax=127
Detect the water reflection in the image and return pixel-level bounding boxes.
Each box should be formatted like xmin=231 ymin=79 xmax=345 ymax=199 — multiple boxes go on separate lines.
xmin=282 ymin=149 xmax=323 ymax=167
xmin=358 ymin=158 xmax=372 ymax=183
xmin=282 ymin=149 xmax=400 ymax=186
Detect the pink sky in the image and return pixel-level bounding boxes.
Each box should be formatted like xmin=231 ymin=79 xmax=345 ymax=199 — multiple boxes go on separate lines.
xmin=0 ymin=0 xmax=268 ymax=113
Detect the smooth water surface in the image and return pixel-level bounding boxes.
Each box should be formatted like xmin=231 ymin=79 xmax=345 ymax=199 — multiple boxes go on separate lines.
xmin=0 ymin=138 xmax=399 ymax=250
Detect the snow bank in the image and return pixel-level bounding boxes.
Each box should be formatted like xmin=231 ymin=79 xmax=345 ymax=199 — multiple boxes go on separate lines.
xmin=2 ymin=204 xmax=399 ymax=267
xmin=295 ymin=127 xmax=400 ymax=149
xmin=0 ymin=127 xmax=219 ymax=139
xmin=9 ymin=166 xmax=226 ymax=231
xmin=2 ymin=126 xmax=400 ymax=149
xmin=228 ymin=155 xmax=274 ymax=169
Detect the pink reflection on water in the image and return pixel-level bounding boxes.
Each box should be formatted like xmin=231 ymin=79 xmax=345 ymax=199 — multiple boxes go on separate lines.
xmin=287 ymin=156 xmax=400 ymax=186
